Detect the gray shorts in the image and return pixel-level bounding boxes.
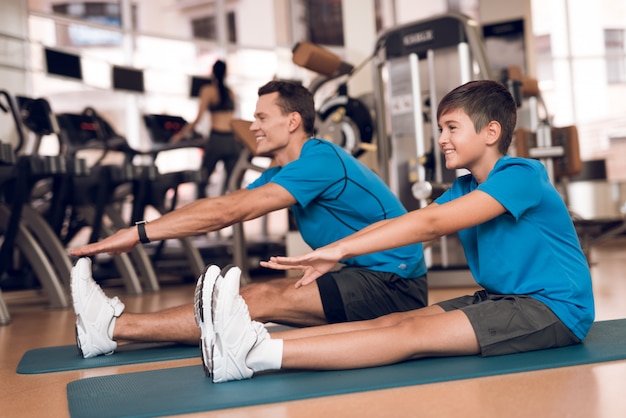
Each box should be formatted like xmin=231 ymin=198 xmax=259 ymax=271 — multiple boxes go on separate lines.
xmin=317 ymin=266 xmax=428 ymax=323
xmin=437 ymin=290 xmax=581 ymax=356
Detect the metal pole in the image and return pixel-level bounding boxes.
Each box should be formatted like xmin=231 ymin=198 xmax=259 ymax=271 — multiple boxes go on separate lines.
xmin=215 ymin=0 xmax=228 ymax=56
xmin=409 ymin=52 xmax=427 ymax=210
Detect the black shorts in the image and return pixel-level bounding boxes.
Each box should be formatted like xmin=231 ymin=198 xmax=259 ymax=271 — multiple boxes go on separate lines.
xmin=437 ymin=290 xmax=581 ymax=356
xmin=317 ymin=266 xmax=428 ymax=323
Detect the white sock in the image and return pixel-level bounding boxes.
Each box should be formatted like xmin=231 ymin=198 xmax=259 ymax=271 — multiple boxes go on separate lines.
xmin=246 ymin=338 xmax=283 ymax=372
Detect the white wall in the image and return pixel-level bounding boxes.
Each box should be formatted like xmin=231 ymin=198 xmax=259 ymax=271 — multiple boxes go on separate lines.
xmin=393 ymin=0 xmax=449 ymax=24
xmin=0 ymin=0 xmax=30 ymax=148
xmin=341 ymin=0 xmax=376 ymax=98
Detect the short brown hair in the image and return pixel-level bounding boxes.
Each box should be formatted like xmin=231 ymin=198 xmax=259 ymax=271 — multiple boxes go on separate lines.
xmin=258 ymin=80 xmax=316 ymax=135
xmin=437 ymin=80 xmax=517 ymax=154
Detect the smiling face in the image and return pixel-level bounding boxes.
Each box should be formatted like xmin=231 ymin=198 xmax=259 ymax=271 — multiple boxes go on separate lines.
xmin=250 ymin=92 xmax=292 ymax=158
xmin=436 ymin=80 xmax=517 ymax=157
xmin=438 ymin=109 xmax=502 ymax=183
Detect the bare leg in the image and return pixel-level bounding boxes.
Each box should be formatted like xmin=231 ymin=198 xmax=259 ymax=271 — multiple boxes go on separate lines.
xmin=280 ymin=309 xmax=479 ymax=370
xmin=111 ymin=275 xmax=325 ymax=345
xmin=111 ymin=287 xmax=443 ymax=345
xmin=113 ymin=304 xmax=200 ymax=345
xmin=109 ymin=277 xmax=324 ymax=346
xmin=271 ymin=304 xmax=446 ymax=340
xmin=240 ymin=277 xmax=326 ymax=326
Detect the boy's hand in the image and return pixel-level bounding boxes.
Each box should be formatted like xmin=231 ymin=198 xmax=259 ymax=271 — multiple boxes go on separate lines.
xmin=260 ymin=247 xmax=342 ymax=288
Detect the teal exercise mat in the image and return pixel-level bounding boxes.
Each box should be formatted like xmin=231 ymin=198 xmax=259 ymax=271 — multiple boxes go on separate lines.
xmin=66 ymin=319 xmax=626 ymax=418
xmin=17 ymin=342 xmax=199 ymax=374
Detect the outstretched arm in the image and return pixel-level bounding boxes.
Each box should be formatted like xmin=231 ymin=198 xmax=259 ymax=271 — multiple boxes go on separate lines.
xmin=69 ymin=183 xmax=296 ymax=257
xmin=262 ymin=190 xmax=505 ymax=287
xmin=259 ymin=218 xmax=395 ymax=283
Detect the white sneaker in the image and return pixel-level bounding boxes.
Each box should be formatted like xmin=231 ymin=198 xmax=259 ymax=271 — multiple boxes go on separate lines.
xmin=194 ymin=264 xmax=221 ymax=377
xmin=211 ymin=265 xmax=269 ymax=383
xmin=71 ymin=258 xmax=125 ymax=358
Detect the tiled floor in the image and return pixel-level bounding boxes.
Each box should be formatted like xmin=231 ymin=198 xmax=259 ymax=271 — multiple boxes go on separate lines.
xmin=0 ymin=240 xmax=625 ymax=418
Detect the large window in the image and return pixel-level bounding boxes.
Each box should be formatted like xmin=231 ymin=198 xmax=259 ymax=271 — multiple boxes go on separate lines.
xmin=306 ymin=0 xmax=344 ymax=46
xmin=605 ymin=28 xmax=626 ymax=84
xmin=482 ymin=19 xmax=527 ymax=77
xmin=51 ymin=2 xmax=136 ymax=46
xmin=535 ymin=34 xmax=554 ymax=83
xmin=191 ymin=12 xmax=237 ymax=42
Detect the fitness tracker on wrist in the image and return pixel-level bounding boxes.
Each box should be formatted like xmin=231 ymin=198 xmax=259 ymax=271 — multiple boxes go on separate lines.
xmin=135 ymin=220 xmax=150 ymax=244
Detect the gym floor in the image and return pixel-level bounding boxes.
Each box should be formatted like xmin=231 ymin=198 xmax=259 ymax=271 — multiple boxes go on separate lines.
xmin=1 ymin=239 xmax=625 ymax=418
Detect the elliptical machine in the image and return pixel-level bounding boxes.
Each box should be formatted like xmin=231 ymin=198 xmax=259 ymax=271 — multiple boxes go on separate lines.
xmin=291 ymin=41 xmax=376 ymax=159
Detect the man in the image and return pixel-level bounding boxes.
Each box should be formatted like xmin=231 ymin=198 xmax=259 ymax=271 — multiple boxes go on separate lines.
xmin=69 ymin=80 xmax=428 ymax=358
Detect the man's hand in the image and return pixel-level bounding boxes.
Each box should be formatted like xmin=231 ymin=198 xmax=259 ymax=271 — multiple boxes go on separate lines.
xmin=260 ymin=246 xmax=343 ymax=288
xmin=68 ymin=227 xmax=138 ymax=257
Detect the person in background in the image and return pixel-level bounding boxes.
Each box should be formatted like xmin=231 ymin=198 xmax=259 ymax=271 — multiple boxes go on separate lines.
xmin=171 ymin=59 xmax=243 ymax=198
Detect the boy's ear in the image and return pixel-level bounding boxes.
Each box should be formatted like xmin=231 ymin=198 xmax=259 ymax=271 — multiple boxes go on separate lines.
xmin=484 ymin=120 xmax=502 ymax=145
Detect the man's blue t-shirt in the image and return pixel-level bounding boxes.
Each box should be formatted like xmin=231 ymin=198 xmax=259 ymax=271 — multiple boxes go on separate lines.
xmin=247 ymin=139 xmax=427 ymax=279
xmin=435 ymin=156 xmax=594 ymax=339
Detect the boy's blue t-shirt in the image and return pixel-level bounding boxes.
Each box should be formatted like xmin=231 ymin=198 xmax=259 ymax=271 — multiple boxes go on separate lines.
xmin=435 ymin=156 xmax=594 ymax=339
xmin=247 ymin=139 xmax=427 ymax=279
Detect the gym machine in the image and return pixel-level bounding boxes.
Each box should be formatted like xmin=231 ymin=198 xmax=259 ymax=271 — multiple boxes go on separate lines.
xmin=52 ymin=107 xmax=210 ymax=287
xmin=14 ymin=99 xmax=145 ymax=294
xmin=290 ymin=16 xmax=489 ymax=282
xmin=292 ymin=40 xmax=376 ymax=159
xmin=0 ymin=91 xmax=71 ymax=324
xmin=505 ymin=67 xmax=626 ymax=258
xmin=371 ymin=13 xmax=491 ymax=283
xmin=142 ymin=114 xmax=285 ymax=283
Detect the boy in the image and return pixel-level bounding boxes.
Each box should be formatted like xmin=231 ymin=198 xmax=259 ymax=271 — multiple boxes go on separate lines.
xmin=198 ymin=79 xmax=594 ymax=382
